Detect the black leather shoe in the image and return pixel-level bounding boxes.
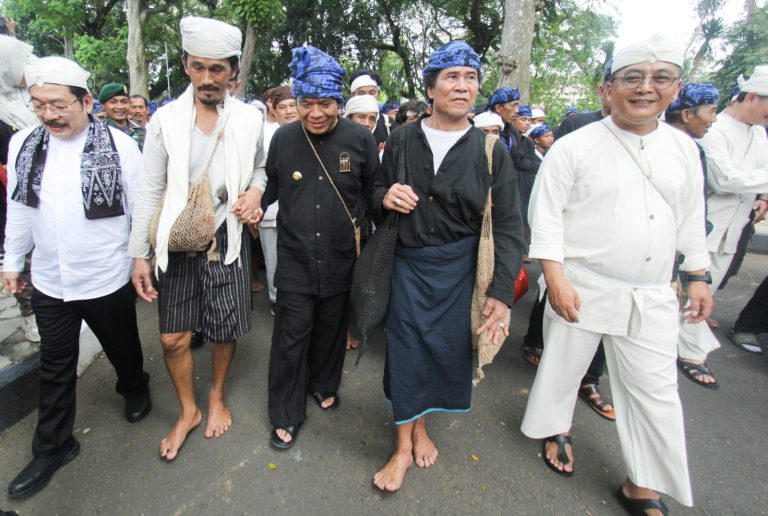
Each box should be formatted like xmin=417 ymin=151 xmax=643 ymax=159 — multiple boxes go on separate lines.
xmin=125 ymin=388 xmax=152 ymax=423
xmin=8 ymin=438 xmax=80 ymax=499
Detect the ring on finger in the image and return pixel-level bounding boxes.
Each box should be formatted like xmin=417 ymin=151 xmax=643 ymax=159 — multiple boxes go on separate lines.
xmin=394 ymin=198 xmax=401 ymax=206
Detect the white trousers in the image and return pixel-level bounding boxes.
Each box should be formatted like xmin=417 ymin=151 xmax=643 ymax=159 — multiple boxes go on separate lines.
xmin=521 ymin=316 xmax=693 ymax=506
xmin=259 ymin=226 xmax=277 ymax=303
xmin=677 ymin=251 xmax=733 ymax=361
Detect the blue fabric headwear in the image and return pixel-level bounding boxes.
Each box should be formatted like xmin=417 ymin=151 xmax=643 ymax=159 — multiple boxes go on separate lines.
xmin=730 ymin=84 xmax=740 ymax=98
xmin=92 ymin=99 xmax=104 ymax=114
xmin=380 ymin=100 xmax=399 ymax=114
xmin=516 ymin=105 xmax=532 ymax=117
xmin=290 ymin=45 xmax=345 ymax=102
xmin=487 ymin=87 xmax=520 ymax=109
xmin=422 ymin=41 xmax=481 ymax=80
xmin=530 ymin=124 xmax=553 ymax=139
xmin=565 ymin=106 xmax=579 ymax=114
xmin=603 ymin=58 xmax=613 ymax=83
xmin=667 ymin=83 xmax=719 ymax=112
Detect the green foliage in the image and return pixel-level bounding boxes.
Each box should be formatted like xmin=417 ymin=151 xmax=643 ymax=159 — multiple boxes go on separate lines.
xmin=74 ymin=29 xmax=129 ymax=91
xmin=226 ymin=0 xmax=282 ymax=26
xmin=710 ymin=4 xmax=768 ymax=109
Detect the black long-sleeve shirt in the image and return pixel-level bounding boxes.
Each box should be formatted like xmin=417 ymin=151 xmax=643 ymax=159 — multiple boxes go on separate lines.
xmin=371 ymin=122 xmax=525 ymax=306
xmin=262 ymin=118 xmax=380 ymax=296
xmin=554 ymin=110 xmax=604 ymax=140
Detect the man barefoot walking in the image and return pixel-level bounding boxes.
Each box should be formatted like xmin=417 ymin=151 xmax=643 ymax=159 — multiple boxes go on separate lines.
xmin=129 ymin=17 xmax=266 ymax=460
xmin=371 ymin=41 xmax=524 ymax=491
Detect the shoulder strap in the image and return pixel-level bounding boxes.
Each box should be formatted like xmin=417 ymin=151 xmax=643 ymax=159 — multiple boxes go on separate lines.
xmin=484 ymin=133 xmax=495 ymax=176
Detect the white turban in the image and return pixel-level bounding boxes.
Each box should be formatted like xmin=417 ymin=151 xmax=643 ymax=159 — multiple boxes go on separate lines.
xmin=473 ymin=112 xmax=504 ymax=130
xmin=530 ymin=107 xmax=546 ymax=119
xmin=737 ymin=64 xmax=768 ymax=96
xmin=344 ymin=94 xmax=380 ymax=116
xmin=25 ymin=56 xmax=90 ymax=91
xmin=350 ymin=74 xmax=378 ymax=94
xmin=180 ymin=17 xmax=242 ymax=60
xmin=612 ymin=34 xmax=683 ymax=73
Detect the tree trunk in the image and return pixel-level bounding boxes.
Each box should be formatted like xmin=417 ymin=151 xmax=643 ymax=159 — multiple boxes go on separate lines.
xmin=237 ymin=21 xmax=256 ymax=98
xmin=63 ymin=26 xmax=75 ymax=59
xmin=126 ymin=0 xmax=149 ymax=98
xmin=497 ymin=0 xmax=535 ymax=102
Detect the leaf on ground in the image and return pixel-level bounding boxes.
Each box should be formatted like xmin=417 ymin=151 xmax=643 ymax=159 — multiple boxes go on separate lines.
xmin=268 ymin=462 xmax=277 ymax=470
xmin=470 ymin=454 xmax=479 ymax=462
xmin=83 ymin=427 xmax=91 ymax=434
xmin=480 ymin=485 xmax=488 ymax=492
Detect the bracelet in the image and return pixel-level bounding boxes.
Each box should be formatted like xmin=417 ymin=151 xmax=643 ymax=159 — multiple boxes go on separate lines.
xmin=685 ymin=271 xmax=712 ymax=284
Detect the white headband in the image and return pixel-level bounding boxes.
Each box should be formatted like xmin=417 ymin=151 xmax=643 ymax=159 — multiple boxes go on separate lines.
xmin=612 ymin=33 xmax=683 ymax=73
xmin=737 ymin=64 xmax=768 ymax=96
xmin=473 ymin=112 xmax=504 ymax=130
xmin=181 ymin=16 xmax=242 ymax=60
xmin=350 ymin=75 xmax=378 ymax=94
xmin=25 ymin=56 xmax=90 ymax=91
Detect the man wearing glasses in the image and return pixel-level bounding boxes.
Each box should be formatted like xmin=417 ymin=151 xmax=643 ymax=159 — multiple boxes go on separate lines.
xmin=521 ymin=34 xmax=712 ymax=514
xmin=4 ymin=56 xmax=150 ymax=498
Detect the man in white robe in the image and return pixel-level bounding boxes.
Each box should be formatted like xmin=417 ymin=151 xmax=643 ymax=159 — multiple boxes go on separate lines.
xmin=677 ymin=64 xmax=768 ymax=369
xmin=521 ymin=34 xmax=712 ymax=512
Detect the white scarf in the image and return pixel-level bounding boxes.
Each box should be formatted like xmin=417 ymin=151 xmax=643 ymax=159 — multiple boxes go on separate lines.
xmin=152 ymin=84 xmax=262 ymax=271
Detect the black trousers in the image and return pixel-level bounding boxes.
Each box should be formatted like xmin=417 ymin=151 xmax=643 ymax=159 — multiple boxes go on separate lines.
xmin=523 ymin=289 xmax=606 ymax=386
xmin=734 ymin=274 xmax=768 ymax=334
xmin=268 ymin=290 xmax=349 ymax=427
xmin=31 ymin=281 xmax=148 ymax=456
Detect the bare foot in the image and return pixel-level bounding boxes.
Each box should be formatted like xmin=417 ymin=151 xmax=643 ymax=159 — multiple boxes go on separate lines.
xmin=544 ymin=434 xmax=574 ymax=474
xmin=346 ymin=331 xmax=359 ymax=350
xmin=275 ymin=428 xmax=292 ymax=444
xmin=373 ymin=450 xmax=413 ymax=492
xmin=205 ymin=397 xmax=232 ymax=438
xmin=412 ymin=422 xmax=438 ymax=468
xmin=159 ymin=408 xmax=202 ymax=461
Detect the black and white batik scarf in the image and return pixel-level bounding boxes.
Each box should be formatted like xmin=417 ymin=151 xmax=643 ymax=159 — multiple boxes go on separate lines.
xmin=13 ymin=116 xmax=125 ymax=219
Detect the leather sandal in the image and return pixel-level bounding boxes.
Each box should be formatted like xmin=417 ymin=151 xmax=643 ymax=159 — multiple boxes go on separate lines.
xmin=522 ymin=344 xmax=543 ymax=366
xmin=542 ymin=434 xmax=573 ymax=477
xmin=270 ymin=424 xmax=300 ymax=450
xmin=312 ymin=392 xmax=340 ymax=411
xmin=616 ymin=486 xmax=669 ymax=515
xmin=677 ymin=359 xmax=719 ymax=390
xmin=578 ymin=384 xmax=616 ymax=421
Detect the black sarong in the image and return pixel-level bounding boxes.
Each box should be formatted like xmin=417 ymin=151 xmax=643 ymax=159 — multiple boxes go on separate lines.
xmin=384 ymin=236 xmax=478 ymax=424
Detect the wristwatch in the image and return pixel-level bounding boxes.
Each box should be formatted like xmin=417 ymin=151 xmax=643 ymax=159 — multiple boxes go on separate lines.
xmin=685 ymin=271 xmax=712 ymax=284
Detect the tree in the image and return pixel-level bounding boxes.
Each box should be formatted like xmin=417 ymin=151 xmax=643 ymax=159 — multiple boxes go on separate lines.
xmin=497 ymin=0 xmax=535 ymax=100
xmin=684 ymin=0 xmax=725 ymax=80
xmin=126 ymin=0 xmax=178 ymax=98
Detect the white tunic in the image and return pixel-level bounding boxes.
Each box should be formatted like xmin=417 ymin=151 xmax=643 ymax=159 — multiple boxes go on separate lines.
xmin=528 ymin=117 xmax=709 ymax=338
xmin=4 ymin=125 xmax=142 ymax=301
xmin=700 ymin=111 xmax=768 ymax=254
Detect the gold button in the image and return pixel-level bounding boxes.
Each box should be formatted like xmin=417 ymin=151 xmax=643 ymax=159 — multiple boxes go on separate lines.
xmin=315 ymin=232 xmax=321 ymax=237
xmin=292 ymin=171 xmax=302 ymax=182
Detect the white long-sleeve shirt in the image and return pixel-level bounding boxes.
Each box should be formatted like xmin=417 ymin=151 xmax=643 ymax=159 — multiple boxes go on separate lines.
xmin=4 ymin=125 xmax=142 ymax=301
xmin=528 ymin=117 xmax=709 ymax=337
xmin=700 ymin=111 xmax=768 ymax=254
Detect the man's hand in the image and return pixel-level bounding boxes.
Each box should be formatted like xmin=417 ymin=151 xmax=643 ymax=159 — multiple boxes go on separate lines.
xmin=131 ymin=258 xmax=158 ymax=302
xmin=476 ymin=296 xmax=510 ymax=346
xmin=2 ymin=271 xmax=25 ymax=295
xmin=547 ymin=278 xmax=581 ymax=323
xmin=683 ymin=281 xmax=713 ymax=324
xmin=753 ymin=198 xmax=768 ymax=224
xmin=232 ymin=188 xmax=264 ymax=225
xmin=382 ymin=183 xmax=418 ymax=213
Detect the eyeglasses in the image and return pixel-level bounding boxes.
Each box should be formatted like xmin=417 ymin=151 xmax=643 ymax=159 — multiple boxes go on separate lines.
xmin=615 ymin=73 xmax=680 ymax=90
xmin=28 ymin=98 xmax=82 ymax=116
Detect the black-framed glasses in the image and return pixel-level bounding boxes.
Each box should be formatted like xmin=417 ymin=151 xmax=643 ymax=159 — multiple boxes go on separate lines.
xmin=28 ymin=98 xmax=81 ymax=116
xmin=615 ymin=73 xmax=680 ymax=90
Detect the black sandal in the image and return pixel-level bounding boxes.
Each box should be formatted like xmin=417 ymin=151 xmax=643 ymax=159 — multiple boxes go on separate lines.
xmin=677 ymin=359 xmax=719 ymax=390
xmin=579 ymin=384 xmax=616 ymax=421
xmin=522 ymin=345 xmax=543 ymax=366
xmin=312 ymin=392 xmax=340 ymax=411
xmin=270 ymin=424 xmax=300 ymax=449
xmin=616 ymin=486 xmax=669 ymax=515
xmin=542 ymin=434 xmax=573 ymax=477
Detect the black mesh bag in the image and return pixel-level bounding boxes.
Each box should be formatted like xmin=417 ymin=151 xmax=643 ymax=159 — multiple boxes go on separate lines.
xmin=351 ymin=138 xmax=406 ymax=364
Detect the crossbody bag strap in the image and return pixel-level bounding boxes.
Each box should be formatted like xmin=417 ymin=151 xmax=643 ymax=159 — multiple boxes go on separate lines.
xmin=302 ymin=124 xmax=361 ymax=257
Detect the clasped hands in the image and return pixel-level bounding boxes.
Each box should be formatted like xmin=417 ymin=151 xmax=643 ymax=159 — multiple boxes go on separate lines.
xmin=231 ymin=188 xmax=264 ymax=225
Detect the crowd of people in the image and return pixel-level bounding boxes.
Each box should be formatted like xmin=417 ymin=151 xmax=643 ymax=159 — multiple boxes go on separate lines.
xmin=1 ymin=13 xmax=767 ymax=515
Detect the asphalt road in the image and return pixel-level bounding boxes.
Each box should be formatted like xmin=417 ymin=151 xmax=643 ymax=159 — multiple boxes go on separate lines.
xmin=1 ymin=253 xmax=767 ymax=515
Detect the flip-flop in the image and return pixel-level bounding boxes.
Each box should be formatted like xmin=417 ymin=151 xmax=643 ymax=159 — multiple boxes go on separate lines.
xmin=616 ymin=486 xmax=669 ymax=516
xmin=578 ymin=384 xmax=616 ymax=421
xmin=312 ymin=392 xmax=340 ymax=411
xmin=522 ymin=345 xmax=542 ymax=366
xmin=270 ymin=424 xmax=300 ymax=450
xmin=542 ymin=434 xmax=573 ymax=477
xmin=727 ymin=329 xmax=763 ymax=355
xmin=677 ymin=359 xmax=719 ymax=390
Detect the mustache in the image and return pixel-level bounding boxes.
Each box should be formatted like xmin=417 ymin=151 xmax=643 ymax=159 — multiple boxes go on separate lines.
xmin=44 ymin=121 xmax=66 ymax=128
xmin=198 ymin=85 xmax=220 ymax=92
